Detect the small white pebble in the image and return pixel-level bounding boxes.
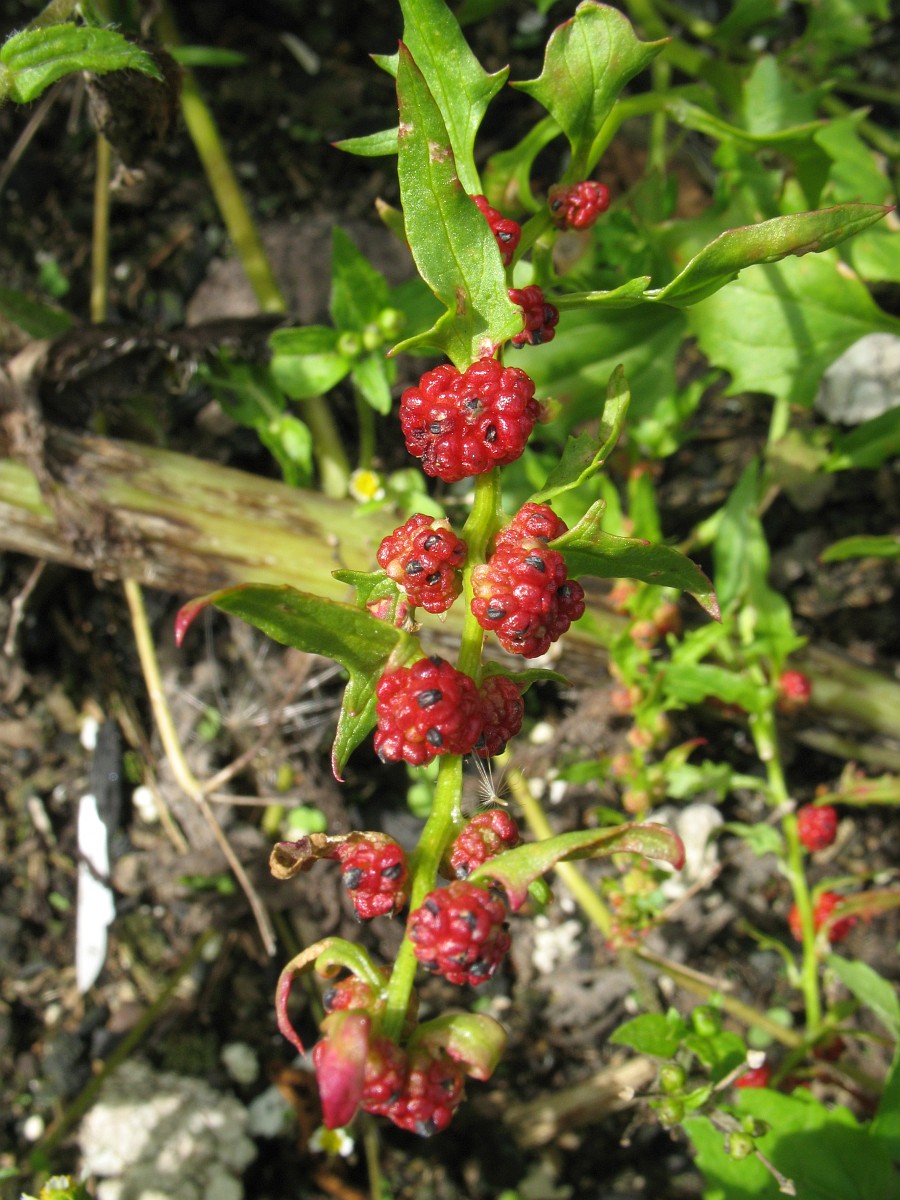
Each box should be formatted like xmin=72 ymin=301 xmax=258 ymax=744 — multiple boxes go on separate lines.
xmin=80 ymin=715 xmax=100 ymax=751
xmin=247 ymin=1086 xmax=293 ymax=1138
xmin=22 ymin=1114 xmax=45 ymax=1141
xmin=220 ymin=1042 xmax=259 ymax=1086
xmin=527 ymin=777 xmax=546 ymax=800
xmin=131 ymin=785 xmax=159 ymax=824
xmin=532 ymin=915 xmax=582 ymax=975
xmin=746 ymin=1049 xmax=767 ymax=1069
xmin=548 ymin=779 xmax=568 ymax=806
xmin=529 ymin=720 xmax=555 ymax=746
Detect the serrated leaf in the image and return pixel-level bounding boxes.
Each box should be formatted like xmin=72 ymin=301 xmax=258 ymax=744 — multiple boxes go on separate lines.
xmin=175 ymin=583 xmax=420 ymax=777
xmin=399 ymin=0 xmax=508 ymax=194
xmin=529 ymin=365 xmax=629 ymax=503
xmin=468 ymin=822 xmax=685 ymax=910
xmin=1 ymin=25 xmax=161 ymax=104
xmin=660 ymin=663 xmax=770 ymax=714
xmin=820 ymin=534 xmax=900 ymax=563
xmin=395 ymin=44 xmax=521 ymax=367
xmin=269 ymin=325 xmax=351 ymax=399
xmin=688 ymin=251 xmax=900 ymax=408
xmin=648 ymin=205 xmax=891 ymax=308
xmin=722 ymin=821 xmax=784 ymax=858
xmin=329 ymin=227 xmax=390 ymax=331
xmin=609 ymin=1011 xmax=686 ymax=1057
xmin=513 ymin=2 xmax=666 ymax=175
xmin=554 ymin=499 xmax=719 ymax=618
xmin=826 ymin=954 xmax=900 ymax=1039
xmin=684 ymin=1029 xmax=747 ymax=1079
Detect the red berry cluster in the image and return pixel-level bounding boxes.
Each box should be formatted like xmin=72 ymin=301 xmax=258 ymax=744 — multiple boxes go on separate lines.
xmin=472 ymin=504 xmax=585 ymax=658
xmin=380 ymin=1046 xmax=466 ymax=1135
xmin=374 ymin=656 xmax=483 ymax=766
xmin=788 ymin=890 xmax=856 ymax=943
xmin=448 ymin=809 xmax=521 ymax=879
xmin=735 ymin=1063 xmax=772 ymax=1089
xmin=377 ymin=514 xmax=467 ymax=614
xmin=409 ymin=880 xmax=511 ymax=986
xmin=508 ymin=285 xmax=559 ymax=347
xmin=796 ymin=803 xmax=838 ymax=852
xmin=399 ymin=358 xmax=540 ymax=483
xmin=777 ymin=669 xmax=812 ymax=713
xmin=548 ymin=180 xmax=610 ymax=230
xmin=472 ymin=194 xmax=521 ymax=265
xmin=476 ymin=674 xmax=525 ymax=757
xmin=335 ymin=834 xmax=410 ymax=919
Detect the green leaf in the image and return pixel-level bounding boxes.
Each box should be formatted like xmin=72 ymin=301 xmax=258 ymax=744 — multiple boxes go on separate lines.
xmin=269 ymin=326 xmax=351 ymax=399
xmin=468 ymin=821 xmax=685 ymax=910
xmin=259 ymin=414 xmax=313 ymax=487
xmin=825 ymin=955 xmax=900 ymax=1039
xmin=329 ymin=227 xmax=390 ymax=332
xmin=722 ymin=821 xmax=784 ymax=858
xmin=1 ymin=25 xmax=161 ymax=104
xmin=174 ymin=584 xmax=420 ymax=778
xmin=0 ymin=283 xmax=73 ymax=338
xmin=659 ymin=663 xmax=770 ymax=714
xmin=609 ymin=1011 xmax=686 ymax=1058
xmin=684 ymin=1029 xmax=746 ymax=1079
xmin=820 ymin=534 xmax=900 ymax=563
xmin=351 ymin=352 xmax=394 ymax=415
xmin=556 ymin=277 xmax=653 ymax=310
xmin=687 ymin=251 xmax=900 ymax=408
xmin=649 ymin=205 xmax=891 ymax=308
xmin=872 ymin=1047 xmax=900 ymax=1163
xmin=529 ymin=365 xmax=630 ymax=504
xmin=413 ymin=1012 xmax=508 ymax=1080
xmin=168 ymin=45 xmax=247 ymax=68
xmin=513 ymin=2 xmax=666 ymax=175
xmin=825 ymin=407 xmax=900 ymax=472
xmin=482 ymin=115 xmax=562 ymax=213
xmin=399 ymin=0 xmax=508 ymax=194
xmin=395 ymin=43 xmax=521 ymax=367
xmin=334 ymin=127 xmax=400 ymax=157
xmin=554 ymin=500 xmax=719 ymax=618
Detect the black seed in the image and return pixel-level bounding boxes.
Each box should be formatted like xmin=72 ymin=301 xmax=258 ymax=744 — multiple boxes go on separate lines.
xmin=416 ymin=1119 xmax=438 ymax=1137
xmin=423 ymin=534 xmax=440 ymax=551
xmin=426 ymin=727 xmax=444 ymax=748
xmin=429 ymin=421 xmax=446 ymax=434
xmin=486 ymin=605 xmax=506 ymax=621
xmin=322 ymin=987 xmax=338 ymax=1011
xmin=464 ymin=396 xmax=481 ymax=412
xmin=544 ymin=306 xmax=556 ymax=323
xmin=405 ymin=559 xmax=424 ymax=576
xmin=550 ymin=198 xmax=563 ymax=211
xmin=559 ymin=583 xmax=572 ymax=597
xmin=422 ymin=959 xmax=439 ymax=972
xmin=343 ymin=868 xmax=363 ymax=890
xmin=497 ymin=230 xmax=513 ymax=243
xmin=417 ymin=688 xmax=443 ymax=709
xmin=461 ymin=910 xmax=477 ymax=931
xmin=424 ymin=898 xmax=441 ymax=916
xmin=532 ymin=331 xmax=544 ymax=345
xmin=525 ymin=554 xmax=546 ymax=572
xmin=429 ymin=654 xmax=443 ymax=666
xmin=485 ymin=424 xmax=497 ymax=443
xmin=469 ymin=959 xmax=492 ymax=977
xmin=455 ymin=864 xmax=471 ymax=879
xmin=381 ymin=861 xmax=404 ymax=881
xmin=426 ymin=571 xmax=441 ymax=585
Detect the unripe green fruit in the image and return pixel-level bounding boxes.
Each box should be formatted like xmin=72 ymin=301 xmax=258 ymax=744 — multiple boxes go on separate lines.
xmin=659 ymin=1064 xmax=686 ymax=1094
xmin=727 ymin=1132 xmax=755 ymax=1160
xmin=691 ymin=1005 xmax=721 ymax=1038
xmin=377 ymin=306 xmax=405 ymax=338
xmin=362 ymin=323 xmax=382 ymax=352
xmin=656 ymin=1097 xmax=684 ymax=1129
xmin=337 ymin=331 xmax=362 ymax=357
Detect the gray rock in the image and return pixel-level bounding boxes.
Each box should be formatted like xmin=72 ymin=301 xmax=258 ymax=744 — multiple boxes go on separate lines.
xmin=815 ymin=333 xmax=900 ymax=425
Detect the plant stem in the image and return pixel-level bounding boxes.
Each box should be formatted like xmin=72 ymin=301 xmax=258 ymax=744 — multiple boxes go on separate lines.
xmin=90 ymin=133 xmax=111 ymax=325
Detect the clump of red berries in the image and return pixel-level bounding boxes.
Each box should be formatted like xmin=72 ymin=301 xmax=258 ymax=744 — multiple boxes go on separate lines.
xmin=409 ymin=880 xmax=511 ymax=986
xmin=476 ymin=674 xmax=525 ymax=757
xmin=472 ymin=194 xmax=521 ymax=265
xmin=777 ymin=668 xmax=812 ymax=713
xmin=382 ymin=1045 xmax=466 ymax=1136
xmin=335 ymin=834 xmax=410 ymax=919
xmin=789 ymin=890 xmax=856 ymax=943
xmin=796 ymin=803 xmax=838 ymax=852
xmin=735 ymin=1063 xmax=772 ymax=1089
xmin=359 ymin=1036 xmax=409 ymax=1118
xmin=548 ymin=180 xmax=610 ymax=230
xmin=399 ymin=358 xmax=540 ymax=483
xmin=374 ymin=656 xmax=483 ymax=766
xmin=377 ymin=514 xmax=467 ymax=614
xmin=508 ymin=285 xmax=559 ymax=347
xmin=448 ymin=810 xmax=521 ymax=879
xmin=472 ymin=505 xmax=584 ymax=657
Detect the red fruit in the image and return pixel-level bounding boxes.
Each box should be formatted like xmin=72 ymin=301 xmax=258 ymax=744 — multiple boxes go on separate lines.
xmin=322 ymin=974 xmax=380 ymax=1016
xmin=475 ymin=674 xmax=525 ymax=757
xmin=494 ymin=502 xmax=568 ymax=549
xmin=508 ymin=285 xmax=559 ymax=347
xmin=374 ymin=656 xmax=483 ymax=766
xmin=377 ymin=514 xmax=467 ymax=614
xmin=399 ymin=358 xmax=540 ymax=483
xmin=472 ymin=537 xmax=585 ymax=658
xmin=360 ymin=1037 xmax=409 ymax=1117
xmin=548 ymin=180 xmax=610 ymax=230
xmin=796 ymin=804 xmax=838 ymax=852
xmin=409 ymin=880 xmax=511 ymax=986
xmin=335 ymin=834 xmax=410 ymax=919
xmin=777 ymin=669 xmax=812 ymax=713
xmin=385 ymin=1046 xmax=466 ymax=1136
xmin=448 ymin=810 xmax=521 ymax=879
xmin=472 ymin=194 xmax=521 ymax=266
xmin=789 ymin=891 xmax=857 ymax=943
xmin=735 ymin=1064 xmax=772 ymax=1089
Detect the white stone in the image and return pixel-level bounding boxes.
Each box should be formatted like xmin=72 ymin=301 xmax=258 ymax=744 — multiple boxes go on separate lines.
xmin=815 ymin=333 xmax=900 ymax=424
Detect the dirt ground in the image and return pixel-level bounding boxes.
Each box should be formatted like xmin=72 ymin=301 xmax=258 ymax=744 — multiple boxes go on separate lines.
xmin=1 ymin=3 xmax=899 ymax=1198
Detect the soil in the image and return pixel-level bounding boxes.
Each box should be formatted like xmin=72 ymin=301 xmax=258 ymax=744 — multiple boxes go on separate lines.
xmin=1 ymin=3 xmax=898 ymax=1200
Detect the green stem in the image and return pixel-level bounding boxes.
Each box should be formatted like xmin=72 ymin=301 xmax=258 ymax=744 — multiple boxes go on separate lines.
xmin=90 ymin=133 xmax=111 ymax=325
xmin=27 ymin=0 xmax=77 ymax=28
xmin=382 ymin=754 xmax=463 ymax=1041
